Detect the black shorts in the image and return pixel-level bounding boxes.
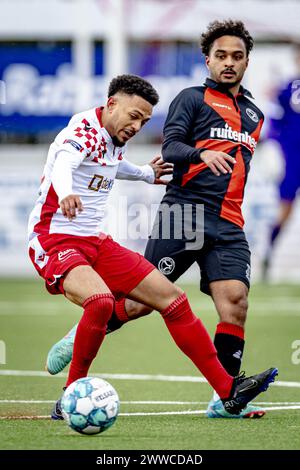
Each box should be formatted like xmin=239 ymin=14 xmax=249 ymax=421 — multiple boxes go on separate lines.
xmin=144 ymin=207 xmax=251 ymax=295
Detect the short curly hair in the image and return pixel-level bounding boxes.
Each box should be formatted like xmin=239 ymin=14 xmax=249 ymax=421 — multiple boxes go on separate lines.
xmin=200 ymin=20 xmax=254 ymax=56
xmin=108 ymin=74 xmax=159 ymax=106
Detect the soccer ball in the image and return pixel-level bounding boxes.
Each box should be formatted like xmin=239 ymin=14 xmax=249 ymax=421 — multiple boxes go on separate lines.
xmin=61 ymin=377 xmax=120 ymax=435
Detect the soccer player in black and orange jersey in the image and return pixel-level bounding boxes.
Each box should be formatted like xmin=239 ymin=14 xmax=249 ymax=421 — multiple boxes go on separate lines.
xmin=47 ymin=21 xmax=270 ymax=419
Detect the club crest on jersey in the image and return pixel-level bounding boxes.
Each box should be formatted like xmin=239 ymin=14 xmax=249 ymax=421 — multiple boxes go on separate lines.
xmin=82 ymin=119 xmax=93 ymax=131
xmin=88 ymin=174 xmax=114 ymax=192
xmin=246 ymin=108 xmax=259 ymax=123
xmin=158 ymin=257 xmax=175 ymax=275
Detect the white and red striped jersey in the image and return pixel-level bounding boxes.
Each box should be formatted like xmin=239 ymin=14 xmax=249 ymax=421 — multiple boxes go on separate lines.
xmin=28 ymin=107 xmax=155 ymax=254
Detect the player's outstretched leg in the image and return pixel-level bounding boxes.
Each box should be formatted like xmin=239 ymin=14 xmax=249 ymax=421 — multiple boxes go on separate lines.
xmin=51 ymin=292 xmax=115 ymax=420
xmin=129 ymin=270 xmax=278 ymax=413
xmin=46 ymin=313 xmax=123 ymax=375
xmin=46 ymin=316 xmax=122 ymax=376
xmin=46 ymin=298 xmax=150 ymax=375
xmin=160 ymin=293 xmax=278 ymax=412
xmin=50 ymin=265 xmax=116 ymax=420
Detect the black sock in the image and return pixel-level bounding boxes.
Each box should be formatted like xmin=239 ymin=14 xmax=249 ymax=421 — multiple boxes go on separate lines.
xmin=214 ymin=332 xmax=245 ymax=377
xmin=106 ymin=312 xmax=124 ymax=334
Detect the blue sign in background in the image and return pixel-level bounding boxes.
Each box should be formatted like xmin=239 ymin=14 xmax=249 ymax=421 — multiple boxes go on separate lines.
xmin=0 ymin=41 xmax=72 ymax=75
xmin=129 ymin=41 xmax=203 ymax=77
xmin=0 ymin=42 xmax=73 ymax=135
xmin=0 ymin=41 xmax=203 ymax=138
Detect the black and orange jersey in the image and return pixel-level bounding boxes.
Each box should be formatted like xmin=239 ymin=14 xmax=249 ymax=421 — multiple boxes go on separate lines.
xmin=162 ymin=78 xmax=264 ymax=228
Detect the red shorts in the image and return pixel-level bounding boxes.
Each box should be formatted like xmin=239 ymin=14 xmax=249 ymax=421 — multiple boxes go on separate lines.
xmin=29 ymin=233 xmax=155 ymax=299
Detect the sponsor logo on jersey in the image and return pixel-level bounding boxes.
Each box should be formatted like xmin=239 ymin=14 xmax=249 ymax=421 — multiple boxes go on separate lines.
xmin=58 ymin=248 xmax=77 ymax=262
xmin=210 ymin=123 xmax=257 ymax=151
xmin=246 ymin=107 xmax=259 ymax=123
xmin=212 ymin=102 xmax=232 ymax=110
xmin=158 ymin=257 xmax=175 ymax=275
xmin=63 ymin=139 xmax=84 ymax=152
xmin=88 ymin=174 xmax=114 ymax=192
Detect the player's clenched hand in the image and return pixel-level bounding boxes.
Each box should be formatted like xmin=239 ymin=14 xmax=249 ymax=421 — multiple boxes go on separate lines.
xmin=200 ymin=150 xmax=236 ymax=176
xmin=149 ymin=155 xmax=173 ymax=185
xmin=60 ymin=194 xmax=83 ymax=221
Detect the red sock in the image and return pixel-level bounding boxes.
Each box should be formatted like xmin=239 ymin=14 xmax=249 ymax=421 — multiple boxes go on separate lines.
xmin=161 ymin=293 xmax=233 ymax=399
xmin=115 ymin=298 xmax=129 ymax=322
xmin=66 ymin=293 xmax=114 ymax=387
xmin=216 ymin=322 xmax=245 ymax=339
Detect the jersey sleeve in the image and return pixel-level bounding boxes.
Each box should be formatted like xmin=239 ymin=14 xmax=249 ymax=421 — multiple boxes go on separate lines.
xmin=116 ymin=158 xmax=155 ymax=183
xmin=51 ymin=150 xmax=82 ymax=202
xmin=57 ymin=117 xmax=100 ymax=161
xmin=162 ymin=88 xmax=205 ymax=164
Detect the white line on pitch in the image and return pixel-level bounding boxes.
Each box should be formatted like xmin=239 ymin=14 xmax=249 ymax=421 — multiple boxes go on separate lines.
xmin=119 ymin=406 xmax=300 ymax=416
xmin=246 ymin=406 xmax=300 ymax=411
xmin=1 ymin=400 xmax=300 ymax=406
xmin=1 ymin=405 xmax=300 ymax=420
xmin=0 ymin=302 xmax=60 ymax=315
xmin=0 ymin=370 xmax=299 ymax=388
xmin=0 ymin=416 xmax=50 ymax=420
xmin=0 ymin=400 xmax=208 ymax=404
xmin=119 ymin=410 xmax=207 ymax=416
xmin=0 ymin=400 xmax=54 ymax=403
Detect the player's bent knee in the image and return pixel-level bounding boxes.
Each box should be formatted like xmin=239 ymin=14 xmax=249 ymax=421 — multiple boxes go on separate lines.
xmin=230 ymin=294 xmax=248 ymax=315
xmin=224 ymin=295 xmax=248 ymax=325
xmin=162 ymin=285 xmax=185 ymax=309
xmin=172 ymin=284 xmax=185 ymax=300
xmin=65 ymin=291 xmax=82 ymax=306
xmin=83 ymin=293 xmax=115 ymax=328
xmin=127 ymin=302 xmax=153 ymax=319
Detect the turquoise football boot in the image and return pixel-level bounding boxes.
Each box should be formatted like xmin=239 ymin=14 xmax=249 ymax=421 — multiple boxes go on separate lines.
xmin=206 ymin=397 xmax=266 ymax=419
xmin=46 ymin=324 xmax=78 ymax=375
xmin=46 ymin=313 xmax=124 ymax=375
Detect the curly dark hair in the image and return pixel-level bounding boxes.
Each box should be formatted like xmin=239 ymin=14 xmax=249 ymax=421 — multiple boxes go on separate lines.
xmin=108 ymin=74 xmax=159 ymax=106
xmin=200 ymin=20 xmax=254 ymax=56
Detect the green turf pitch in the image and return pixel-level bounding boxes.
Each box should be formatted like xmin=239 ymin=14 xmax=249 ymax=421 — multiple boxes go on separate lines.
xmin=0 ymin=279 xmax=299 ymax=450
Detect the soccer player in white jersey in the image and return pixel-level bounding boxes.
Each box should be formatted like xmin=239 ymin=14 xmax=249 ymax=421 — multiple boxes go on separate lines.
xmin=28 ymin=74 xmax=277 ymax=419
